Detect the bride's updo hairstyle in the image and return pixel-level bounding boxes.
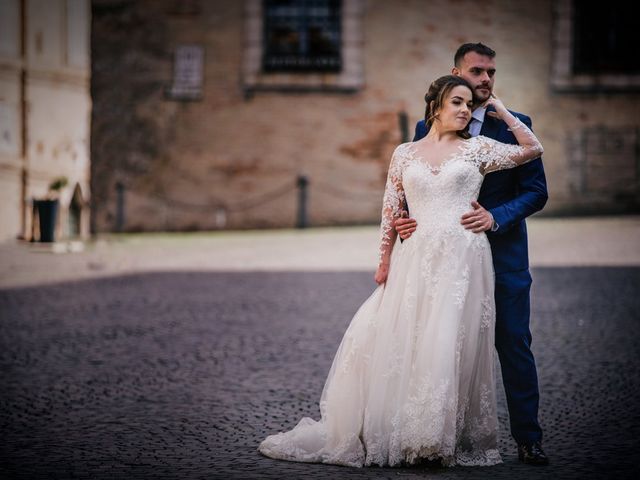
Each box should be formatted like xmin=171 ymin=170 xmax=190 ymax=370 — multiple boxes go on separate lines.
xmin=424 ymin=75 xmax=474 ymax=139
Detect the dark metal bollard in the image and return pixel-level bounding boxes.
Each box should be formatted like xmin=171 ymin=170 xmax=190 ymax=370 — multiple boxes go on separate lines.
xmin=398 ymin=111 xmax=409 ymax=143
xmin=115 ymin=182 xmax=125 ymax=232
xmin=296 ymin=175 xmax=309 ymax=229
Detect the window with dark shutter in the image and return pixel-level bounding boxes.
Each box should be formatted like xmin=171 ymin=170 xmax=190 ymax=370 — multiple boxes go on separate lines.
xmin=572 ymin=0 xmax=637 ymax=75
xmin=551 ymin=0 xmax=640 ymax=91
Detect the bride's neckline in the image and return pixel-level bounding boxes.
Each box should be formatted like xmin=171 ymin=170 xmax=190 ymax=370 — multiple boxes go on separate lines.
xmin=407 ymin=138 xmax=473 ymax=174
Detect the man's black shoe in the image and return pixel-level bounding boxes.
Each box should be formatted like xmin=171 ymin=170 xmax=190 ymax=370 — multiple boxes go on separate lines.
xmin=517 ymin=441 xmax=549 ymax=465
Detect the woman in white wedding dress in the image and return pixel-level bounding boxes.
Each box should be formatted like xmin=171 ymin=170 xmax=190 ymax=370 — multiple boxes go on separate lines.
xmin=258 ymin=75 xmax=544 ymax=468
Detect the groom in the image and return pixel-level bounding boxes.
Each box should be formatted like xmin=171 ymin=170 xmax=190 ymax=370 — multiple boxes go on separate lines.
xmin=395 ymin=43 xmax=549 ymax=465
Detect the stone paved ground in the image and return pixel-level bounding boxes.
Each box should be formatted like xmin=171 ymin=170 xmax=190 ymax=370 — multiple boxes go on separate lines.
xmin=1 ymin=267 xmax=639 ymax=479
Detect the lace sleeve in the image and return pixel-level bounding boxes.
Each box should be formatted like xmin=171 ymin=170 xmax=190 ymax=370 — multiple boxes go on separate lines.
xmin=473 ymin=118 xmax=544 ymax=174
xmin=379 ymin=145 xmax=408 ymax=263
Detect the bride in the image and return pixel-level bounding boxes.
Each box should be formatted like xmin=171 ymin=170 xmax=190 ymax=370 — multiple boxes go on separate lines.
xmin=258 ymin=75 xmax=544 ymax=468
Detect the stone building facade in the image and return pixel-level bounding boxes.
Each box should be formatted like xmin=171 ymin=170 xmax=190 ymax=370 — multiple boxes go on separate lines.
xmin=89 ymin=0 xmax=640 ymax=234
xmin=0 ymin=0 xmax=92 ymax=243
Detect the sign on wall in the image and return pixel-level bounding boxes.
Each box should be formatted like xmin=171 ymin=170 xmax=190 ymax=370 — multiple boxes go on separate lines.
xmin=167 ymin=45 xmax=204 ymax=100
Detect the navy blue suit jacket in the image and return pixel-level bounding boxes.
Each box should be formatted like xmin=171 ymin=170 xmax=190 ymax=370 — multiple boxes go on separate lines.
xmin=413 ymin=111 xmax=548 ymax=274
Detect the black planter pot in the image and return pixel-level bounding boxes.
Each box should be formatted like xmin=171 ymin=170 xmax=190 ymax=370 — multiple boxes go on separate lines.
xmin=35 ymin=199 xmax=59 ymax=242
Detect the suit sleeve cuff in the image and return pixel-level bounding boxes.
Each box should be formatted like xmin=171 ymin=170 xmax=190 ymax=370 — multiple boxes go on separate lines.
xmin=488 ymin=206 xmax=509 ymax=235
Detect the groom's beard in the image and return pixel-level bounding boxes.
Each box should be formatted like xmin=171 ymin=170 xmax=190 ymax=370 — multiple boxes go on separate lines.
xmin=475 ymin=85 xmax=492 ymax=102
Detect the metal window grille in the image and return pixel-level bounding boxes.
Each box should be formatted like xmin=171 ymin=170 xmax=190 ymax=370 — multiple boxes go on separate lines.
xmin=263 ymin=0 xmax=342 ymax=72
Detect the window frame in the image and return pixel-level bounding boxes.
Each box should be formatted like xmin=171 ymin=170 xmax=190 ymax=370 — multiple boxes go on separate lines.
xmin=243 ymin=0 xmax=364 ymax=95
xmin=262 ymin=0 xmax=342 ymax=73
xmin=551 ymin=0 xmax=640 ymax=92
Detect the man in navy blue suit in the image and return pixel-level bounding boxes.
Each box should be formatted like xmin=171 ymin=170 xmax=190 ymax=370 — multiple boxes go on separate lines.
xmin=395 ymin=43 xmax=549 ymax=465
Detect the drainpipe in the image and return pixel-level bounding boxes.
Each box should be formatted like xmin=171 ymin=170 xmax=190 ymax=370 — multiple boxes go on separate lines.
xmin=19 ymin=0 xmax=28 ymax=239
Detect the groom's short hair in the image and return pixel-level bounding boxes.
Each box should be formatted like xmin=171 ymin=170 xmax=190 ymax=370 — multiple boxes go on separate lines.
xmin=454 ymin=43 xmax=496 ymax=66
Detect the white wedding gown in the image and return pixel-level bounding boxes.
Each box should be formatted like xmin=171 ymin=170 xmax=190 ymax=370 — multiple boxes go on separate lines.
xmin=259 ymin=130 xmax=543 ymax=468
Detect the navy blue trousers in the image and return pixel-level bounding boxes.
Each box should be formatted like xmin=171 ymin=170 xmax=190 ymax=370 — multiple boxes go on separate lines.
xmin=494 ymin=269 xmax=543 ymax=444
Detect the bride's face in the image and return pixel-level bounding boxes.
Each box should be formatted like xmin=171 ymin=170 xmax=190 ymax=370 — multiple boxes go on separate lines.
xmin=435 ymin=85 xmax=473 ymax=132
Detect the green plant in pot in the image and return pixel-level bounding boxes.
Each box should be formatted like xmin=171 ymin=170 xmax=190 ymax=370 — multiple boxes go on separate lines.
xmin=35 ymin=176 xmax=68 ymax=242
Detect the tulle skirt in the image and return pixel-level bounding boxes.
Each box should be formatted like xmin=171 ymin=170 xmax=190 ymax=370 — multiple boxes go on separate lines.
xmin=259 ymin=230 xmax=502 ymax=467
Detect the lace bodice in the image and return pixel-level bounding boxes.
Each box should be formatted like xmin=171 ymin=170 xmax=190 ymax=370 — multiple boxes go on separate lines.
xmin=379 ymin=122 xmax=543 ymax=261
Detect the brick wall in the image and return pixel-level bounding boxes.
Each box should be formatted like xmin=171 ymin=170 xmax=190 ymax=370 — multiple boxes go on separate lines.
xmin=90 ymin=0 xmax=640 ymax=233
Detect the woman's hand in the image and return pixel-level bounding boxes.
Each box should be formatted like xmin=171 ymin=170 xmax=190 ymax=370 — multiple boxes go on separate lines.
xmin=374 ymin=263 xmax=389 ymax=285
xmin=483 ymin=93 xmax=509 ymax=120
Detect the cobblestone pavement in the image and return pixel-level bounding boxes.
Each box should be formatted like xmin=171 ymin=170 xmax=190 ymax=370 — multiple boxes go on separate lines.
xmin=1 ymin=268 xmax=639 ymax=479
